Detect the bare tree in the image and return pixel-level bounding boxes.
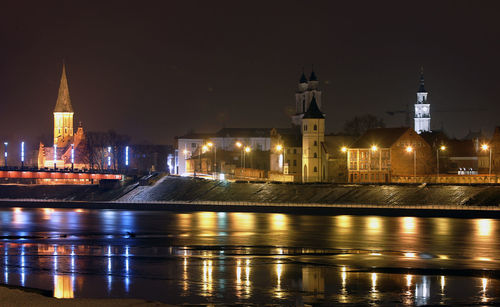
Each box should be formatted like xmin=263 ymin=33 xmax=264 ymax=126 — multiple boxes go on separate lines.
xmin=343 ymin=114 xmax=386 ymax=136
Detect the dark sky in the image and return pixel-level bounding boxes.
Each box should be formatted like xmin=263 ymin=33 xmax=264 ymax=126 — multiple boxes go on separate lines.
xmin=1 ymin=0 xmax=500 ymax=147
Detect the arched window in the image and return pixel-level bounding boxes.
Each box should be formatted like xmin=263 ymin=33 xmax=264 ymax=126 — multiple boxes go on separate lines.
xmin=314 ymin=166 xmax=318 ymax=172
xmin=313 ymin=124 xmax=317 ymax=131
xmin=314 ymin=152 xmax=317 ymax=158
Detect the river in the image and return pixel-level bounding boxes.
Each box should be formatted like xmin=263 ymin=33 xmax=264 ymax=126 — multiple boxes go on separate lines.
xmin=0 ymin=207 xmax=498 ymax=305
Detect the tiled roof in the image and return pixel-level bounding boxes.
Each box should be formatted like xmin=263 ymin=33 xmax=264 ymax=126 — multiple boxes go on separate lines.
xmin=350 ymin=127 xmax=410 ymax=148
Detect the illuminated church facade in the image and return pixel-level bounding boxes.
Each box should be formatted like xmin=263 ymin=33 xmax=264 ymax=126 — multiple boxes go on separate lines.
xmin=38 ymin=65 xmax=88 ymax=169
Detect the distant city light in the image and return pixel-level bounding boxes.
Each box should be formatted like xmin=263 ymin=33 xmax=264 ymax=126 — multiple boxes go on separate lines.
xmin=245 ymin=146 xmax=251 ymax=153
xmin=276 ymin=144 xmax=283 ymax=151
xmin=235 ymin=141 xmax=242 ymax=148
xmin=71 ymin=144 xmax=75 ymax=164
xmin=406 ymin=146 xmax=413 ymax=153
xmin=440 ymin=145 xmax=446 ymax=151
xmin=219 ymin=173 xmax=225 ymax=181
xmin=341 ymin=146 xmax=347 ymax=153
xmin=53 ymin=144 xmax=57 ymax=168
xmin=481 ymin=144 xmax=489 ymax=151
xmin=371 ymin=145 xmax=378 ymax=151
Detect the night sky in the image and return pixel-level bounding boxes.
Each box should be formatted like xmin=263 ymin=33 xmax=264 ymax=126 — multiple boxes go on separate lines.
xmin=1 ymin=0 xmax=500 ymax=147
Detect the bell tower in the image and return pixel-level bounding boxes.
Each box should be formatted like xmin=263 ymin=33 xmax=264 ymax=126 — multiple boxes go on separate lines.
xmin=53 ymin=64 xmax=74 ymax=147
xmin=414 ymin=68 xmax=430 ymax=134
xmin=301 ymin=96 xmax=326 ymax=182
xmin=292 ymin=68 xmax=322 ymax=126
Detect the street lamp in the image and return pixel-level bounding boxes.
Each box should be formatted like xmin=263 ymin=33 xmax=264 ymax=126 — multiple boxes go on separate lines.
xmin=370 ymin=145 xmax=378 ymax=182
xmin=406 ymin=146 xmax=416 ymax=182
xmin=207 ymin=142 xmax=217 ymax=178
xmin=125 ymin=146 xmax=129 ymax=169
xmin=107 ymin=146 xmax=111 ymax=170
xmin=341 ymin=146 xmax=348 ymax=182
xmin=481 ymin=144 xmax=492 ymax=183
xmin=436 ymin=145 xmax=446 ymax=181
xmin=21 ymin=141 xmax=25 ymax=169
xmin=235 ymin=141 xmax=243 ymax=168
xmin=276 ymin=144 xmax=284 ymax=173
xmin=53 ymin=144 xmax=57 ymax=170
xmin=3 ymin=142 xmax=7 ymax=168
xmin=244 ymin=146 xmax=251 ymax=169
xmin=71 ymin=144 xmax=75 ymax=171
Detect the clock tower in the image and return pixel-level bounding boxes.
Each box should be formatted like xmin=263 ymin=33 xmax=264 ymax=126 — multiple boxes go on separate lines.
xmin=414 ymin=69 xmax=430 ymax=134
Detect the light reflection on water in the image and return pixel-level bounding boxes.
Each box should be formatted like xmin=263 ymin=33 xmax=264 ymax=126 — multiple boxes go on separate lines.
xmin=0 ymin=208 xmax=498 ymax=305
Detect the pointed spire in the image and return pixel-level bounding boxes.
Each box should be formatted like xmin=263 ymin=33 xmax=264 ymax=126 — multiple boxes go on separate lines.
xmin=303 ymin=96 xmax=324 ymax=119
xmin=309 ymin=66 xmax=318 ymax=82
xmin=299 ymin=67 xmax=308 ymax=84
xmin=418 ymin=66 xmax=426 ymax=92
xmin=54 ymin=63 xmax=74 ymax=112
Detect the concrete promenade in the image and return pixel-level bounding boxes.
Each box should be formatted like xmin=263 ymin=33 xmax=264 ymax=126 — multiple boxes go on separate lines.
xmin=0 ymin=198 xmax=499 ymax=218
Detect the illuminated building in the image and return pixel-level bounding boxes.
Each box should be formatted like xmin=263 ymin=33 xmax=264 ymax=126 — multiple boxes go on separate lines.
xmin=37 ymin=64 xmax=88 ymax=170
xmin=414 ymin=68 xmax=431 ymax=134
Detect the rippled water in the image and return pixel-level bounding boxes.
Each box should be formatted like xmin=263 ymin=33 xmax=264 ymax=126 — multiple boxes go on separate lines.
xmin=0 ymin=207 xmax=499 ymax=305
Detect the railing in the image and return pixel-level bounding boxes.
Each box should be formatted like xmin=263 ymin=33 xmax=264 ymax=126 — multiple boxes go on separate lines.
xmin=1 ymin=198 xmax=499 ymax=211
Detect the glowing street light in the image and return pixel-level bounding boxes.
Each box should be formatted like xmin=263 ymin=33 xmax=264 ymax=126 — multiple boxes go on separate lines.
xmin=481 ymin=144 xmax=492 ymax=182
xmin=3 ymin=142 xmax=7 ymax=168
xmin=244 ymin=146 xmax=251 ymax=169
xmin=71 ymin=144 xmax=75 ymax=171
xmin=125 ymin=146 xmax=129 ymax=167
xmin=21 ymin=141 xmax=25 ymax=168
xmin=53 ymin=144 xmax=57 ymax=170
xmin=206 ymin=142 xmax=217 ymax=178
xmin=235 ymin=141 xmax=242 ymax=148
xmin=371 ymin=145 xmax=378 ymax=152
xmin=341 ymin=146 xmax=347 ymax=153
xmin=107 ymin=146 xmax=111 ymax=170
xmin=406 ymin=146 xmax=416 ymax=182
xmin=275 ymin=144 xmax=285 ymax=173
xmin=437 ymin=145 xmax=446 ymax=180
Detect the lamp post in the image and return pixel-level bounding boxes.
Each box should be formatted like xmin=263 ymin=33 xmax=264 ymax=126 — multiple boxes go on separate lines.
xmin=341 ymin=146 xmax=348 ymax=182
xmin=244 ymin=146 xmax=251 ymax=169
xmin=125 ymin=146 xmax=129 ymax=171
xmin=406 ymin=146 xmax=416 ymax=182
xmin=481 ymin=144 xmax=492 ymax=183
xmin=3 ymin=142 xmax=7 ymax=169
xmin=370 ymin=145 xmax=378 ymax=183
xmin=71 ymin=144 xmax=75 ymax=171
xmin=235 ymin=141 xmax=243 ymax=168
xmin=53 ymin=144 xmax=57 ymax=170
xmin=21 ymin=141 xmax=24 ymax=169
xmin=107 ymin=146 xmax=111 ymax=171
xmin=207 ymin=142 xmax=216 ymax=178
xmin=436 ymin=145 xmax=446 ymax=182
xmin=276 ymin=144 xmax=284 ymax=173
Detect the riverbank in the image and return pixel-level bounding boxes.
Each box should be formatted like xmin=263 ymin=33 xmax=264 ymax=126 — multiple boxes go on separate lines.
xmin=0 ymin=283 xmax=167 ymax=306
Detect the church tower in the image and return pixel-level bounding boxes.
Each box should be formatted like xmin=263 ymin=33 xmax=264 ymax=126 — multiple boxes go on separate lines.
xmin=53 ymin=64 xmax=74 ymax=147
xmin=292 ymin=68 xmax=322 ymax=126
xmin=414 ymin=68 xmax=430 ymax=134
xmin=301 ymin=96 xmax=327 ymax=182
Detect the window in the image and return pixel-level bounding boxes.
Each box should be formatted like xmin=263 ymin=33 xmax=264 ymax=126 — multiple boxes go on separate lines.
xmin=304 ymin=125 xmax=308 ymax=131
xmin=191 ymin=143 xmax=197 ymax=148
xmin=286 ymin=160 xmax=290 ymax=166
xmin=314 ymin=141 xmax=317 ymax=146
xmin=293 ymin=160 xmax=297 ymax=166
xmin=314 ymin=166 xmax=318 ymax=172
xmin=293 ymin=149 xmax=297 ymax=154
xmin=314 ymin=152 xmax=317 ymax=158
xmin=287 ymin=149 xmax=291 ymax=154
xmin=313 ymin=124 xmax=317 ymax=131
xmin=257 ymin=144 xmax=263 ymax=151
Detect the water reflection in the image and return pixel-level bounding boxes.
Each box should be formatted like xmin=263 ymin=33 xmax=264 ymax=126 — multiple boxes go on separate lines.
xmin=0 ymin=210 xmax=497 ymax=305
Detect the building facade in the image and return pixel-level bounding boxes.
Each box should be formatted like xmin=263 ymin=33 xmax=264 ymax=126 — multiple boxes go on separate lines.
xmin=348 ymin=127 xmax=433 ymax=183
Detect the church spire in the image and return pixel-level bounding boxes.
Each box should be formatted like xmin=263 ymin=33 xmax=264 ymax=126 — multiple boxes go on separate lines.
xmin=309 ymin=66 xmax=318 ymax=82
xmin=54 ymin=64 xmax=74 ymax=113
xmin=418 ymin=66 xmax=426 ymax=93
